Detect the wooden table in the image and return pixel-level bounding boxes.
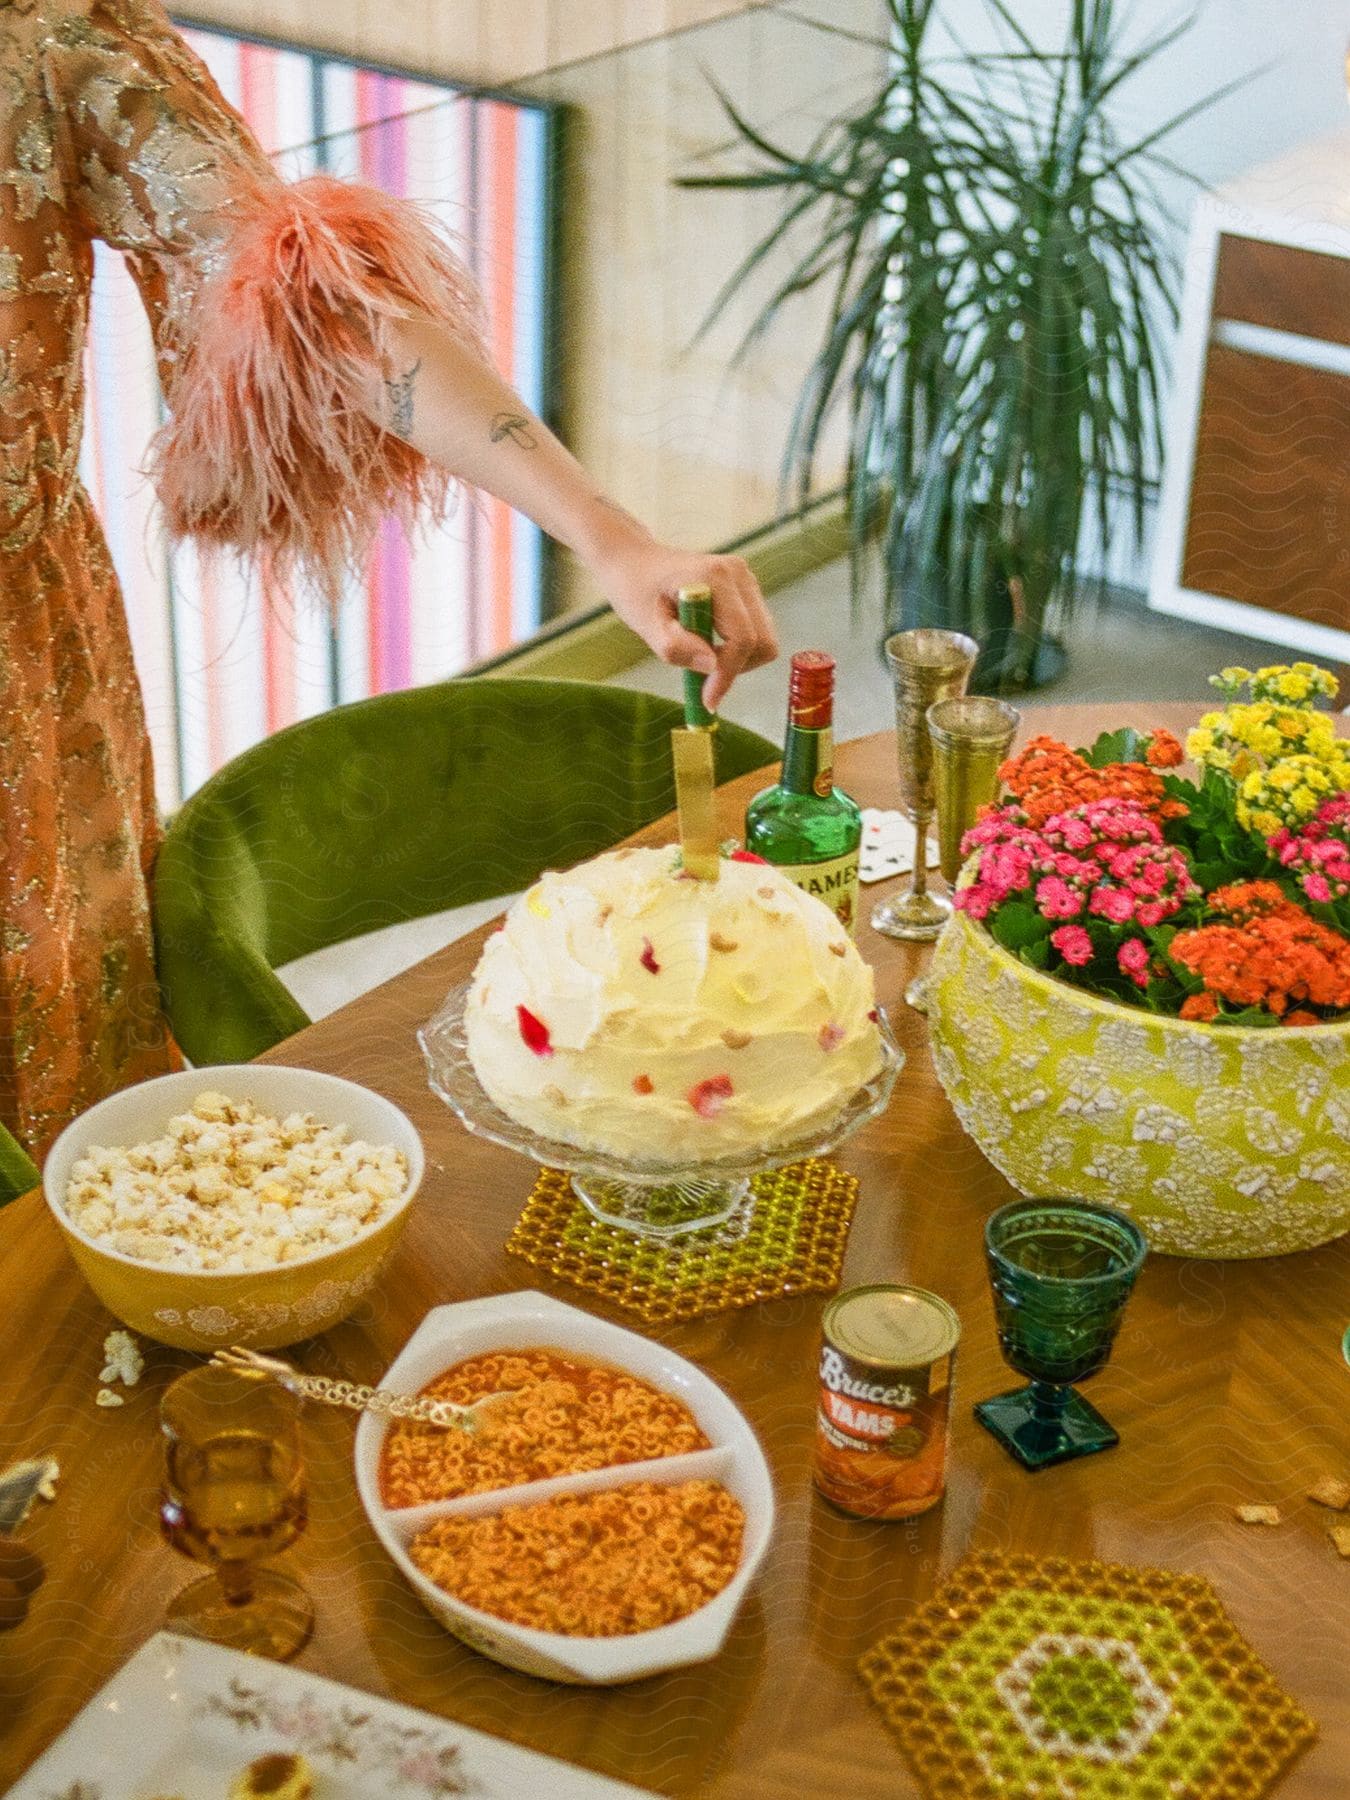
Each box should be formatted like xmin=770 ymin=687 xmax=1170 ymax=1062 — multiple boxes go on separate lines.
xmin=3 ymin=704 xmax=1349 ymax=1797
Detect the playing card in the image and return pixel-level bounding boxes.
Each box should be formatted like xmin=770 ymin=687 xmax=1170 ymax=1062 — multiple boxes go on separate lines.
xmin=859 ymin=809 xmax=938 ymax=883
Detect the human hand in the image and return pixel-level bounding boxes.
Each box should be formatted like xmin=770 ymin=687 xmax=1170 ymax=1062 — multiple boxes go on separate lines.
xmin=582 ymin=512 xmax=778 ymax=711
xmin=0 ymin=1539 xmax=45 ymax=1628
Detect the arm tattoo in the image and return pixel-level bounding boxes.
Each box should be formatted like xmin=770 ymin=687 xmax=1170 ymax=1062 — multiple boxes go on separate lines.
xmin=385 ymin=358 xmax=421 ymax=438
xmin=489 ymin=411 xmax=538 ymax=450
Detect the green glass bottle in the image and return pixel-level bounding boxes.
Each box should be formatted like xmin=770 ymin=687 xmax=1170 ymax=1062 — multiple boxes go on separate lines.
xmin=744 ymin=651 xmax=862 ymax=932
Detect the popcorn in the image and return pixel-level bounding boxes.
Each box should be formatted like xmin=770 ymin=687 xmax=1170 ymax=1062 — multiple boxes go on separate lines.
xmin=99 ymin=1330 xmax=143 ymax=1388
xmin=65 ymin=1093 xmax=407 ymax=1273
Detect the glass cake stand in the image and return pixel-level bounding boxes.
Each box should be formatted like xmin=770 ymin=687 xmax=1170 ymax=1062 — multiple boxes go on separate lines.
xmin=419 ymin=984 xmax=904 ymax=1239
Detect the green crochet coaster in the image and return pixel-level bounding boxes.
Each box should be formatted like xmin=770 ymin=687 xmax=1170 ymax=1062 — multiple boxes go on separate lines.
xmin=504 ymin=1158 xmax=858 ymax=1324
xmin=859 ymin=1551 xmax=1316 ymax=1800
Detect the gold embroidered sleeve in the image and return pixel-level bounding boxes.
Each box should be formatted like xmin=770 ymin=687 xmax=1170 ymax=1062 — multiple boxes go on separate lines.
xmin=46 ymin=1 xmax=276 ymax=251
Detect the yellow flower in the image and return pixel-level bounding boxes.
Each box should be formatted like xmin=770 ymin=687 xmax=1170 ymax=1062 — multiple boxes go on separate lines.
xmin=1186 ymin=727 xmax=1214 ymax=759
xmin=1292 ymin=785 xmax=1318 ymax=816
xmin=1277 ymin=671 xmax=1311 ymax=702
xmin=1266 ymin=764 xmax=1300 ymax=792
xmin=1218 ymin=666 xmax=1250 ymax=686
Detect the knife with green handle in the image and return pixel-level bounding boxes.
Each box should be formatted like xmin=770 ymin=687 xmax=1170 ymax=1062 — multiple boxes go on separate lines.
xmin=672 ymin=585 xmax=720 ymax=880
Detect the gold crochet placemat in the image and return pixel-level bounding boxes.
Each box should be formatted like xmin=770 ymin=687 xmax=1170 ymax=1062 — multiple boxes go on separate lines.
xmin=859 ymin=1551 xmax=1316 ymax=1800
xmin=504 ymin=1158 xmax=859 ymax=1325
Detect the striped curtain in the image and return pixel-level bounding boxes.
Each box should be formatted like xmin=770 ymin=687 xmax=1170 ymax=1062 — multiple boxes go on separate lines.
xmin=80 ymin=29 xmax=553 ymax=808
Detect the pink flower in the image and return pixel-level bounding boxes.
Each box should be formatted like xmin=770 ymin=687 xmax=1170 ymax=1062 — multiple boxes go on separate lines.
xmin=1051 ymin=924 xmax=1094 ymax=966
xmin=954 ymin=885 xmax=994 ymax=920
xmin=1135 ymin=901 xmax=1166 ymax=928
xmin=1107 ymin=849 xmax=1138 ymax=882
xmin=1090 ymin=886 xmax=1135 ymax=924
xmin=1117 ymin=938 xmax=1151 ymax=987
xmin=1304 ymin=872 xmax=1333 ymax=904
xmin=1061 ymin=816 xmax=1093 ymax=850
xmin=1035 ymin=875 xmax=1082 ymax=920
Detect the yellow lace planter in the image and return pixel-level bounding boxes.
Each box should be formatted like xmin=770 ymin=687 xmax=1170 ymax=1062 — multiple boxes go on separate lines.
xmin=926 ymin=909 xmax=1350 ymax=1258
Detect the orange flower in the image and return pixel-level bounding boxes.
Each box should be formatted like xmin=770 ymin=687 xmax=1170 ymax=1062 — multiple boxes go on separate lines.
xmin=997 ymin=735 xmax=1187 ymax=828
xmin=1179 ymin=993 xmax=1219 ymax=1022
xmin=1209 ymin=881 xmax=1286 ymax=919
xmin=1145 ymin=729 xmax=1185 ymax=768
xmin=1171 ymin=886 xmax=1350 ymax=1021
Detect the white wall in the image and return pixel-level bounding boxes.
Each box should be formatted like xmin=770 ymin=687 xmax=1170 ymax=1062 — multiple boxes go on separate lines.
xmin=927 ymin=0 xmax=1350 ymax=589
xmin=928 ymin=0 xmax=1348 ymax=244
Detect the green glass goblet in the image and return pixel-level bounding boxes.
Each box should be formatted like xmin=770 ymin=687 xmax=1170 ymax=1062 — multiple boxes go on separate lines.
xmin=974 ymin=1198 xmax=1147 ymax=1471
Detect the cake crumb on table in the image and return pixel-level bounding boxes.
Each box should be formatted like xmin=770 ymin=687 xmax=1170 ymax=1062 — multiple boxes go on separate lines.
xmin=1307 ymin=1476 xmax=1350 ymax=1512
xmin=1234 ymin=1503 xmax=1281 ymax=1526
xmin=94 ymin=1388 xmax=124 ymax=1408
xmin=1328 ymin=1523 xmax=1350 ymax=1559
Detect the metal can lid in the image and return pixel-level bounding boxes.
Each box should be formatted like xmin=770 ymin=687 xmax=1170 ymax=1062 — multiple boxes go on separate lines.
xmin=823 ymin=1284 xmax=961 ymax=1369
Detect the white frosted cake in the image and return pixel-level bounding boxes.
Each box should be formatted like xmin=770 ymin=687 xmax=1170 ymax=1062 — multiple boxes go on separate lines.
xmin=464 ymin=847 xmax=885 ymax=1162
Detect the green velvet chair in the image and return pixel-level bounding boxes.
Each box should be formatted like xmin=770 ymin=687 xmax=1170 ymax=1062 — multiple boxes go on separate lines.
xmin=154 ymin=678 xmax=776 ymax=1066
xmin=0 ymin=1121 xmax=39 ymax=1208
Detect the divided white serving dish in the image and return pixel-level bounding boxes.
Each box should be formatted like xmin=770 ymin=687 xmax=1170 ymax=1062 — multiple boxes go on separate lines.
xmin=354 ymin=1290 xmax=775 ymax=1684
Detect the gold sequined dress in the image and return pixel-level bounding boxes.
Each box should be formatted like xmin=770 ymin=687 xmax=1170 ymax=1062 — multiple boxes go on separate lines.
xmin=1 ymin=0 xmax=479 ymax=1158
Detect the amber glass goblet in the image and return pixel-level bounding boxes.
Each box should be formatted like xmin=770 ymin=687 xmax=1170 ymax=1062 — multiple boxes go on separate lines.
xmin=159 ymin=1364 xmax=314 ymax=1659
xmin=974 ymin=1198 xmax=1146 ymax=1471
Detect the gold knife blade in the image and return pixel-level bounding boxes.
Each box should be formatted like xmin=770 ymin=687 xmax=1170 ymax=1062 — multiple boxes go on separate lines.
xmin=672 ymin=726 xmax=720 ymax=881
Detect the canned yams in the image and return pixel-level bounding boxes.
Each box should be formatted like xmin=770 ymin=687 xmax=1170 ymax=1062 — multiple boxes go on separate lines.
xmin=814 ymin=1284 xmax=961 ymax=1520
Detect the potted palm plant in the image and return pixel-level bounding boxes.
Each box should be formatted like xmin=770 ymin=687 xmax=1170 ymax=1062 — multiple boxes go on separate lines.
xmin=682 ymin=0 xmax=1235 ymax=691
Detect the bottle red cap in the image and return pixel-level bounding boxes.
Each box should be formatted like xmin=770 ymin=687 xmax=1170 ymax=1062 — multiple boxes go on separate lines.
xmin=788 ymin=651 xmax=835 ymax=729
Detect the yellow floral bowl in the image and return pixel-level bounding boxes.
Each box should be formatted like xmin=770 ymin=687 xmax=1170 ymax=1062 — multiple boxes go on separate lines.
xmin=43 ymin=1065 xmax=424 ymax=1351
xmin=926 ymin=909 xmax=1350 ymax=1258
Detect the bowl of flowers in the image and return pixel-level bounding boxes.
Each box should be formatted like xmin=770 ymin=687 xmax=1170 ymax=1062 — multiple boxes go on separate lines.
xmin=926 ymin=665 xmax=1350 ymax=1258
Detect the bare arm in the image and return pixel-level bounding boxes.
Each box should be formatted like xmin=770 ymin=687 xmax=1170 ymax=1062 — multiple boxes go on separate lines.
xmin=371 ymin=315 xmax=777 ymax=710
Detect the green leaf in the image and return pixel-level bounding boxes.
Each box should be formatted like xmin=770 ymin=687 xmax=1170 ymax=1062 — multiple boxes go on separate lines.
xmin=1079 ymin=726 xmax=1145 ymax=768
xmin=1219 ymin=1005 xmax=1281 ymax=1029
xmin=990 ymin=898 xmax=1052 ymax=951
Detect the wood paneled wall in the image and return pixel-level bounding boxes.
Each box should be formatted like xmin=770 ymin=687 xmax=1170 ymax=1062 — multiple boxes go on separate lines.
xmin=178 ymin=0 xmax=782 ymax=87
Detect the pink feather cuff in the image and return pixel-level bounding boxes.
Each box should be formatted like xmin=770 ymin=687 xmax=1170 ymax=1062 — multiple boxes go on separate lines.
xmin=151 ymin=175 xmax=486 ymax=604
